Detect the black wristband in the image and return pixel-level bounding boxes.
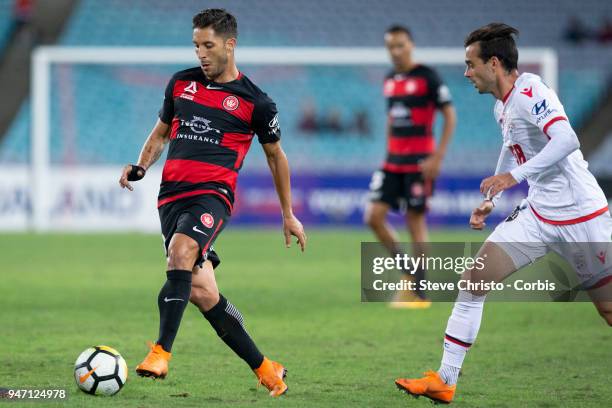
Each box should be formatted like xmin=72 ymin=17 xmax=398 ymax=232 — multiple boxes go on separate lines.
xmin=127 ymin=165 xmax=146 ymax=181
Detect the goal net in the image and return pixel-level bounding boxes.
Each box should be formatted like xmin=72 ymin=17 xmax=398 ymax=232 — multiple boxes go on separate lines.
xmin=0 ymin=46 xmax=557 ymax=231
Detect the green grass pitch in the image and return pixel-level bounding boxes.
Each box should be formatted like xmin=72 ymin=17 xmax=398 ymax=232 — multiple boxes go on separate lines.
xmin=1 ymin=229 xmax=610 ymax=407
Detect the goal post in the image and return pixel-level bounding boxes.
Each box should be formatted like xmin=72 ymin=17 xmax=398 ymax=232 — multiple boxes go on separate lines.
xmin=28 ymin=46 xmax=558 ymax=231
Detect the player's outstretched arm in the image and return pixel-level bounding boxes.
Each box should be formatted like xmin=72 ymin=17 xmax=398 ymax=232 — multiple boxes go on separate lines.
xmin=262 ymin=141 xmax=307 ymax=252
xmin=509 ymin=120 xmax=580 ymax=183
xmin=119 ymin=119 xmax=170 ymax=191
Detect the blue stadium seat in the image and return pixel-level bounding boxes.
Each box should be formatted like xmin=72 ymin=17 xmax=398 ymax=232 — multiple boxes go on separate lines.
xmin=56 ymin=0 xmax=612 ymax=54
xmin=0 ymin=0 xmax=13 ymax=52
xmin=1 ymin=0 xmax=610 ymax=176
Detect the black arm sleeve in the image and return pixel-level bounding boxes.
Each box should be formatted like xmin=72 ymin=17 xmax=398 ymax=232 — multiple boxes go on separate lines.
xmin=252 ymin=94 xmax=281 ymax=144
xmin=158 ymin=75 xmax=176 ymax=124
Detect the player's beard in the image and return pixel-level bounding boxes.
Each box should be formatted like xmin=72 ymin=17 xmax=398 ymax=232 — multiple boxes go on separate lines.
xmin=479 ymin=81 xmax=495 ymax=95
xmin=471 ymin=78 xmax=489 ymax=94
xmin=207 ymin=54 xmax=229 ymax=81
xmin=475 ymin=84 xmax=488 ymax=94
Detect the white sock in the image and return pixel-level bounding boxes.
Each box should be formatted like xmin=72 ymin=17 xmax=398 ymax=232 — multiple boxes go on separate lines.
xmin=438 ymin=290 xmax=486 ymax=385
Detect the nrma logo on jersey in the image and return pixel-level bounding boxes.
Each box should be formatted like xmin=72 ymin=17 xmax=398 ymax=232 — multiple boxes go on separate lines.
xmin=531 ymin=99 xmax=548 ymax=115
xmin=180 ymin=116 xmax=221 ymax=135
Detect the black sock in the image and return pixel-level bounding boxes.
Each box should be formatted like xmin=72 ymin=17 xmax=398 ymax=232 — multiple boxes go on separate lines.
xmin=156 ymin=269 xmax=192 ymax=352
xmin=413 ymin=267 xmax=427 ymax=299
xmin=203 ymin=294 xmax=264 ymax=369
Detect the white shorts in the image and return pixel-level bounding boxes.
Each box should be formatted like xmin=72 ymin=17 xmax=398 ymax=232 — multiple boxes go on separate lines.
xmin=487 ymin=200 xmax=612 ymax=289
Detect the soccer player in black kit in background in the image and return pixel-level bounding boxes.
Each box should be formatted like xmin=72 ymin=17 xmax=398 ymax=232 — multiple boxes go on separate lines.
xmin=118 ymin=9 xmax=306 ymax=397
xmin=365 ymin=25 xmax=456 ymax=308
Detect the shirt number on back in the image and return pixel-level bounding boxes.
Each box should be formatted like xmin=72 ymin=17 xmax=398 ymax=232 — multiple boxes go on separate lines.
xmin=509 ymin=144 xmax=526 ymax=165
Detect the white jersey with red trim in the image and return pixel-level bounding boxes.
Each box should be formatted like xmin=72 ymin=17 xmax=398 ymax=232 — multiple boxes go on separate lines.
xmin=493 ymin=72 xmax=608 ymax=223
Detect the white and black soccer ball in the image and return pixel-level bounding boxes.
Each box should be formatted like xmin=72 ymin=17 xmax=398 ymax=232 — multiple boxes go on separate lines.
xmin=74 ymin=346 xmax=127 ymax=396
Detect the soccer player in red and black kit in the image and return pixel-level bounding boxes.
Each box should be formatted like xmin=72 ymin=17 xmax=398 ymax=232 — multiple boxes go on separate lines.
xmin=118 ymin=9 xmax=306 ymax=397
xmin=365 ymin=25 xmax=456 ymax=308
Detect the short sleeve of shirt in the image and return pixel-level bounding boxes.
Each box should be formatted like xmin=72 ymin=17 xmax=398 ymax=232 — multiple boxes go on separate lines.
xmin=158 ymin=76 xmax=176 ymax=125
xmin=516 ymin=79 xmax=568 ymax=134
xmin=428 ymin=69 xmax=452 ymax=108
xmin=252 ymin=94 xmax=281 ymax=144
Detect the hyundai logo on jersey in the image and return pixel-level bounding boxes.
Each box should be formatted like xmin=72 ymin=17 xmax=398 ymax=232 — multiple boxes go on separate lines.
xmin=531 ymin=99 xmax=548 ymax=115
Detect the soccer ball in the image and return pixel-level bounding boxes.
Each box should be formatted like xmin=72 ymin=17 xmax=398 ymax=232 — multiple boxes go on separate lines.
xmin=74 ymin=346 xmax=127 ymax=396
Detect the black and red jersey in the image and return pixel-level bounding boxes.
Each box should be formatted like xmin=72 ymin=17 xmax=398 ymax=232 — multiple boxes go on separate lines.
xmin=157 ymin=67 xmax=281 ymax=212
xmin=382 ymin=65 xmax=452 ymax=173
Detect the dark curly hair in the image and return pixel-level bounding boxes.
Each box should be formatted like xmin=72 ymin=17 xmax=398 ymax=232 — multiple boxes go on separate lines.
xmin=192 ymin=8 xmax=237 ymax=38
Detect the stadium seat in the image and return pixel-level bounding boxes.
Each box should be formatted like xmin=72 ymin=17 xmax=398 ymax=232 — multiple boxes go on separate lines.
xmin=2 ymin=0 xmax=611 ymax=176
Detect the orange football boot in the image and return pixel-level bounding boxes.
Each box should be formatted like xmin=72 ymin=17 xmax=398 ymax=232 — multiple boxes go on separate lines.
xmin=395 ymin=370 xmax=456 ymax=404
xmin=253 ymin=357 xmax=288 ymax=397
xmin=389 ymin=290 xmax=432 ymax=309
xmin=135 ymin=342 xmax=171 ymax=379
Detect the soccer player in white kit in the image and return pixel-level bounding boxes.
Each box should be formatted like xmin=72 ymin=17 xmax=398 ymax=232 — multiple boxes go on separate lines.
xmin=395 ymin=23 xmax=612 ymax=404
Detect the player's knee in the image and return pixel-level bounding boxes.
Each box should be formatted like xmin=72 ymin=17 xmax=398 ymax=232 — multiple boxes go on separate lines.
xmin=598 ymin=309 xmax=612 ymax=327
xmin=460 ymin=270 xmax=489 ymax=297
xmin=167 ymin=240 xmax=199 ymax=270
xmin=364 ymin=209 xmax=384 ymax=229
xmin=189 ymin=285 xmax=219 ymax=311
xmin=593 ymin=300 xmax=612 ymax=326
xmin=189 ymin=285 xmax=207 ymax=304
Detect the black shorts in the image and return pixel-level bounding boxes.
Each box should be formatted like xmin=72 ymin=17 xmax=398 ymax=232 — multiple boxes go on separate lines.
xmin=368 ymin=170 xmax=433 ymax=213
xmin=158 ymin=194 xmax=230 ymax=269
